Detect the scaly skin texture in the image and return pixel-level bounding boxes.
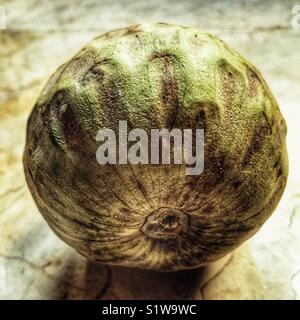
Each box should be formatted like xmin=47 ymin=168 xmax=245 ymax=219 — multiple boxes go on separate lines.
xmin=23 ymin=24 xmax=288 ymax=271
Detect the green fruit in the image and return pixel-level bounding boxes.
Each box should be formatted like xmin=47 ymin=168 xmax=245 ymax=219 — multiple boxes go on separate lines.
xmin=23 ymin=24 xmax=288 ymax=271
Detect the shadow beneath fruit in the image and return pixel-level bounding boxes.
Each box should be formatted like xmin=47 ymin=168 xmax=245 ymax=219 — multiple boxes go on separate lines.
xmin=56 ymin=244 xmax=265 ymax=300
xmin=102 ymin=263 xmax=207 ymax=300
xmin=55 ymin=254 xmax=207 ymax=300
xmin=56 ymin=251 xmax=221 ymax=300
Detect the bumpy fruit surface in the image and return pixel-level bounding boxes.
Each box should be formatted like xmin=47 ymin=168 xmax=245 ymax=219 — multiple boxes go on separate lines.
xmin=23 ymin=24 xmax=288 ymax=271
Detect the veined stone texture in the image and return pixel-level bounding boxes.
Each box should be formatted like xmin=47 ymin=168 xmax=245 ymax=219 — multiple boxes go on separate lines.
xmin=0 ymin=0 xmax=299 ymax=299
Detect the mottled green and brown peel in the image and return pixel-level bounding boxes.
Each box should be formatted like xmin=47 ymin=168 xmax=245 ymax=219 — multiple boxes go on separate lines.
xmin=23 ymin=24 xmax=288 ymax=271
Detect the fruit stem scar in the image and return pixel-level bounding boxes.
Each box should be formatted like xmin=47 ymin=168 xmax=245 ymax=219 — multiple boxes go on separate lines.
xmin=140 ymin=207 xmax=190 ymax=240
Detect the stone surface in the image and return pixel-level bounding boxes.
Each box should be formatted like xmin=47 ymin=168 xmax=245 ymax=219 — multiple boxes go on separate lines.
xmin=0 ymin=0 xmax=299 ymax=299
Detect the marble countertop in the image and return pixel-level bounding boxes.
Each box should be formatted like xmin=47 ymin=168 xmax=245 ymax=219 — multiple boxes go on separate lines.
xmin=0 ymin=0 xmax=299 ymax=299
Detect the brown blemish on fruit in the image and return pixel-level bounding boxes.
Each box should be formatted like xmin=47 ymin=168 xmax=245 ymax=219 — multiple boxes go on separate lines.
xmin=52 ymin=92 xmax=87 ymax=150
xmin=242 ymin=117 xmax=271 ymax=168
xmin=202 ymin=204 xmax=214 ymax=214
xmin=218 ymin=60 xmax=239 ymax=108
xmin=247 ymin=67 xmax=261 ymax=97
xmin=150 ymin=53 xmax=179 ymax=128
xmin=83 ymin=63 xmax=105 ymax=84
xmin=231 ymin=179 xmax=242 ymax=189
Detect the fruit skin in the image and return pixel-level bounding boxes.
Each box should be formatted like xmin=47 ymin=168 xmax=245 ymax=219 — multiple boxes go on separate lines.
xmin=23 ymin=23 xmax=288 ymax=271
